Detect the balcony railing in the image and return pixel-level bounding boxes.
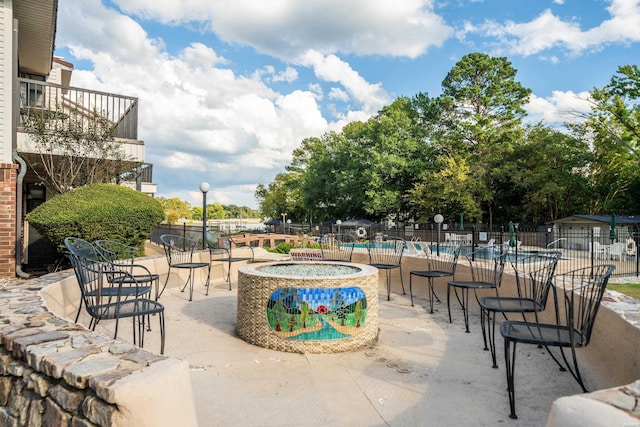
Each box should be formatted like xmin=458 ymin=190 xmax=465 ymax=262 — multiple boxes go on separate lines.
xmin=18 ymin=78 xmax=138 ymax=140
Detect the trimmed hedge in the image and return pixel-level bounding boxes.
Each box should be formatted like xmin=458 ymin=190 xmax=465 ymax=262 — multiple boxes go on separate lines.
xmin=26 ymin=184 xmax=165 ymax=254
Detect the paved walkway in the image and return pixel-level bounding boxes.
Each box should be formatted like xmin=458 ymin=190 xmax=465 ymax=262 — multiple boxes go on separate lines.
xmin=130 ymin=274 xmax=607 ymax=427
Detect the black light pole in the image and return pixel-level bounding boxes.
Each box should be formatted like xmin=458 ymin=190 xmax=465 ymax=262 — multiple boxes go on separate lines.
xmin=200 ymin=182 xmax=210 ymax=249
xmin=434 ymin=214 xmax=444 ymax=256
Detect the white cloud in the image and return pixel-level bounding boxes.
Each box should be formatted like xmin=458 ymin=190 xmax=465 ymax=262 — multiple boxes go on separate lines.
xmin=56 ymin=0 xmax=343 ymax=209
xmin=298 ymin=50 xmax=390 ymax=115
xmin=329 ymin=87 xmax=349 ymax=102
xmin=470 ymin=0 xmax=640 ymax=57
xmin=525 ymin=91 xmax=593 ymax=124
xmin=112 ymin=0 xmax=453 ymax=60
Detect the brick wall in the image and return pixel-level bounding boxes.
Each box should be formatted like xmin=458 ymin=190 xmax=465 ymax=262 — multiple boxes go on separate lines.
xmin=0 ymin=163 xmax=17 ymax=277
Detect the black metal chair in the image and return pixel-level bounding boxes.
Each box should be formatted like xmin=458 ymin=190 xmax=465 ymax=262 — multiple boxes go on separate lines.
xmin=206 ymin=231 xmax=255 ymax=290
xmin=65 ymin=244 xmax=165 ymax=354
xmin=160 ymin=234 xmax=211 ymax=301
xmin=479 ymin=251 xmax=562 ymax=368
xmin=447 ymin=245 xmax=510 ymax=333
xmin=95 ymin=239 xmax=162 ymax=300
xmin=319 ymin=233 xmax=356 ymax=262
xmin=500 ymin=264 xmax=615 ymax=419
xmin=367 ymin=236 xmax=405 ymax=301
xmin=409 ymin=243 xmax=462 ymax=313
xmin=65 ymin=237 xmax=154 ymax=323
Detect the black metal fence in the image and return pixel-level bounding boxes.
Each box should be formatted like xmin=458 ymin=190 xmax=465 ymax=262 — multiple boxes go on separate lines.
xmin=151 ymin=223 xmax=640 ymax=277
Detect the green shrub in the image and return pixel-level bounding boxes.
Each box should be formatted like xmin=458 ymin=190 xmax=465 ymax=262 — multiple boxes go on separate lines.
xmin=26 ymin=183 xmax=164 ymax=254
xmin=266 ymin=242 xmax=294 ymax=254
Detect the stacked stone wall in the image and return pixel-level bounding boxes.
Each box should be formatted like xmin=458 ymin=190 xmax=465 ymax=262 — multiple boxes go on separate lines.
xmin=0 ymin=270 xmax=195 ymax=427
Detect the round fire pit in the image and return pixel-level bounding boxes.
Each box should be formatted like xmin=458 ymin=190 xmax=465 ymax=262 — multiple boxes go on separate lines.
xmin=236 ymin=261 xmax=379 ymax=353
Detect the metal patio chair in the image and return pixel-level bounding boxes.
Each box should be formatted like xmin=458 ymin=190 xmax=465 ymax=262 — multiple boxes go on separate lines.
xmin=65 ymin=243 xmax=165 ymax=354
xmin=95 ymin=239 xmax=162 ymax=300
xmin=319 ymin=233 xmax=356 ymax=262
xmin=478 ymin=251 xmax=562 ymax=368
xmin=500 ymin=264 xmax=615 ymax=419
xmin=367 ymin=236 xmax=405 ymax=301
xmin=160 ymin=234 xmax=211 ymax=301
xmin=65 ymin=237 xmax=154 ymax=323
xmin=206 ymin=231 xmax=255 ymax=290
xmin=409 ymin=243 xmax=462 ymax=314
xmin=447 ymin=244 xmax=510 ymax=333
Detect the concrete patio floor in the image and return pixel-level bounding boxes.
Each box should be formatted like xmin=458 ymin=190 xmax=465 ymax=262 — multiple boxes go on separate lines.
xmin=112 ymin=270 xmax=607 ymax=427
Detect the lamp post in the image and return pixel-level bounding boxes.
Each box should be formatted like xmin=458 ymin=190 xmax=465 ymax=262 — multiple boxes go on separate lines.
xmin=434 ymin=214 xmax=444 ymax=256
xmin=199 ymin=182 xmax=210 ymax=249
xmin=281 ymin=213 xmax=287 ymax=234
xmin=336 ymin=219 xmax=342 ymax=234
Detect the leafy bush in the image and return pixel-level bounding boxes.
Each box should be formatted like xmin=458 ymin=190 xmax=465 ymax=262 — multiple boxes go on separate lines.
xmin=26 ymin=183 xmax=164 ymax=254
xmin=266 ymin=242 xmax=294 ymax=254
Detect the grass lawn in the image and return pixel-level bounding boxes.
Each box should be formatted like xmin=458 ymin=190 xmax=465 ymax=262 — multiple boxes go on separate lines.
xmin=608 ymin=283 xmax=640 ymax=300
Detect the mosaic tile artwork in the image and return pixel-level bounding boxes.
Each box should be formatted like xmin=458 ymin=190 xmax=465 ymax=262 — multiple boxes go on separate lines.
xmin=266 ymin=287 xmax=367 ymax=340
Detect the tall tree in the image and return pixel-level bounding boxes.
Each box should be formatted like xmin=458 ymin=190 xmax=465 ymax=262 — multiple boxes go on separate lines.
xmin=440 ymin=53 xmax=532 ymax=226
xmin=585 ymin=65 xmax=640 ymax=213
xmin=255 ymin=172 xmax=305 ymax=222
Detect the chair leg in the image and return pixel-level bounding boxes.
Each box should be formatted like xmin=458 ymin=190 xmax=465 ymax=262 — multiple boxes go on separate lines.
xmin=187 ymin=269 xmax=194 ymax=301
xmin=447 ymin=283 xmax=453 ymax=323
xmin=75 ymin=298 xmax=84 ymax=323
xmin=159 ymin=311 xmax=166 ymax=355
xmin=504 ymin=337 xmax=518 ymax=419
xmin=484 ymin=308 xmax=499 ymax=368
xmin=409 ymin=274 xmax=415 ymax=306
xmin=480 ymin=307 xmax=489 ymax=350
xmin=428 ymin=278 xmax=443 ymax=313
xmin=205 ymin=263 xmax=213 ymax=295
xmin=386 ymin=269 xmax=391 ymax=301
xmin=161 ymin=266 xmax=172 ymax=297
xmin=462 ymin=287 xmax=471 ymax=333
xmin=399 ymin=266 xmax=405 ymax=295
xmin=451 ymin=286 xmax=471 ymax=333
xmin=567 ymin=346 xmax=588 ymax=392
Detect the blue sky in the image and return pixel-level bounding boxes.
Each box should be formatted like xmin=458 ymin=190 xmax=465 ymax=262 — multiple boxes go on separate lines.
xmin=54 ymin=0 xmax=640 ymax=210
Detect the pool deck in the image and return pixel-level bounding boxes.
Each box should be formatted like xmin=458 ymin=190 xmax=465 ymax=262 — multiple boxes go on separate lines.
xmin=119 ymin=257 xmax=627 ymax=427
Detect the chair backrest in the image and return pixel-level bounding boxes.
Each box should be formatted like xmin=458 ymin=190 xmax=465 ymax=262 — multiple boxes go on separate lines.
xmin=65 ymin=237 xmax=100 ymax=262
xmin=425 ymin=243 xmax=462 ymax=276
xmin=205 ymin=230 xmax=229 ymax=255
xmin=367 ymin=236 xmax=405 ymax=267
xmin=319 ymin=233 xmax=356 ymax=262
xmin=65 ymin=237 xmax=102 ymax=297
xmin=227 ymin=234 xmax=256 ymax=260
xmin=553 ymin=264 xmax=615 ymax=347
xmin=160 ymin=234 xmax=198 ymax=265
xmin=510 ymin=251 xmax=562 ymax=310
xmin=463 ymin=244 xmax=510 ymax=286
xmin=66 ymin=252 xmax=102 ymax=316
xmin=412 ymin=241 xmax=431 ymax=256
xmin=95 ymin=240 xmax=138 ymax=272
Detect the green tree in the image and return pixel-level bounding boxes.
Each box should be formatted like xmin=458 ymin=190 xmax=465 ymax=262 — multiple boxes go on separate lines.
xmin=408 ymin=155 xmax=481 ymax=222
xmin=440 ymin=52 xmax=531 ymax=226
xmin=157 ymin=197 xmax=191 ymax=224
xmin=508 ymin=124 xmax=592 ymax=222
xmin=584 ymin=64 xmax=640 ymax=213
xmin=255 ymin=172 xmax=305 ymax=222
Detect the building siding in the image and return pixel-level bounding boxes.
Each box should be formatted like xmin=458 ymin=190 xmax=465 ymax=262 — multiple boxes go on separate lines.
xmin=0 ymin=0 xmax=15 ymax=164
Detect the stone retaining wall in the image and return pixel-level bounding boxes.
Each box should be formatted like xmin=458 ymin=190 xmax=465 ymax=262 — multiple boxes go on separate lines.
xmin=0 ymin=270 xmax=197 ymax=427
